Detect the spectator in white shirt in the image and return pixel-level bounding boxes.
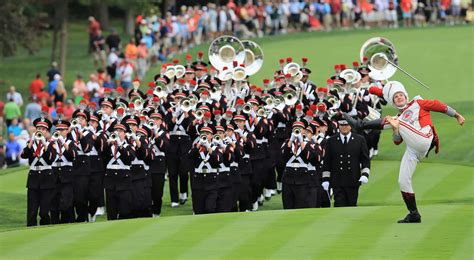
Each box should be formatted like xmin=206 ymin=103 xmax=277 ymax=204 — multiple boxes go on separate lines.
xmin=6 ymin=86 xmax=23 ymax=107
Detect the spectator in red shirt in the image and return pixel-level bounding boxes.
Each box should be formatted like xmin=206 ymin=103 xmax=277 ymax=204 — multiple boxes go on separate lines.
xmin=29 ymin=74 xmax=45 ymax=96
xmin=88 ymin=16 xmax=101 ymax=53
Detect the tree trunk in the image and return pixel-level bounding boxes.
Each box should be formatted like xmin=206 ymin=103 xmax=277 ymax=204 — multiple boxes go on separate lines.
xmin=97 ymin=2 xmax=109 ymax=31
xmin=50 ymin=5 xmax=61 ymax=64
xmin=124 ymin=9 xmax=135 ymax=36
xmin=59 ymin=1 xmax=68 ymax=77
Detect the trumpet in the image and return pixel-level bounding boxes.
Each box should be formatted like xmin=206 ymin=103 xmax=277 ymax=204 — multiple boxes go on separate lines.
xmin=132 ymin=97 xmax=144 ymax=111
xmin=242 ymin=103 xmax=252 ymax=114
xmin=195 ymin=109 xmax=204 ymax=121
xmin=180 ymin=98 xmax=193 ymax=112
xmin=33 ymin=130 xmax=45 ymax=142
xmin=147 ymin=120 xmax=156 ymax=129
xmin=212 ymin=134 xmax=221 ymax=143
xmin=51 ymin=131 xmax=61 ymax=141
xmin=199 ymin=134 xmax=208 ymax=144
xmin=108 ymin=132 xmax=119 ymax=143
xmin=71 ymin=119 xmax=79 ymax=128
xmin=153 ymin=86 xmax=167 ymax=98
xmin=293 ymin=128 xmax=302 ymax=135
xmin=257 ymin=107 xmax=266 ymax=117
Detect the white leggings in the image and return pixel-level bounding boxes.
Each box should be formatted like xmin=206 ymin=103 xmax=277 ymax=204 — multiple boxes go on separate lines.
xmin=397 ymin=122 xmax=433 ymax=193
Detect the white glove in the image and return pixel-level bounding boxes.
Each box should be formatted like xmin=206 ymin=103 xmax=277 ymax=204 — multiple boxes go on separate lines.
xmin=322 ymin=181 xmax=329 ymax=191
xmin=297 ymin=134 xmax=303 ymax=143
xmin=250 ymin=110 xmax=256 ymax=118
xmin=359 ymin=175 xmax=369 ymax=184
xmin=102 ymin=114 xmax=109 ymax=121
xmin=290 ymin=133 xmax=296 ymax=142
xmin=76 ymin=124 xmax=83 ymax=132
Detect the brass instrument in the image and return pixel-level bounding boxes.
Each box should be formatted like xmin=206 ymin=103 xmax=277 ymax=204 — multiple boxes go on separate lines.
xmin=33 ymin=131 xmax=45 ymax=142
xmin=132 ymin=97 xmax=144 ymax=111
xmin=51 ymin=131 xmax=61 ymax=141
xmin=199 ymin=134 xmax=208 ymax=143
xmin=293 ymin=128 xmax=302 ymax=135
xmin=195 ymin=109 xmax=204 ymax=121
xmin=241 ymin=40 xmax=264 ymax=76
xmin=153 ymin=86 xmax=167 ymax=98
xmin=109 ymin=132 xmax=119 ymax=143
xmin=284 ymin=90 xmax=298 ymax=106
xmin=71 ymin=119 xmax=79 ymax=128
xmin=257 ymin=107 xmax=266 ymax=117
xmin=232 ymin=66 xmax=247 ymax=81
xmin=283 ymin=62 xmax=301 ymax=78
xmin=174 ymin=65 xmax=186 ymax=79
xmin=180 ymin=98 xmax=193 ymax=112
xmin=208 ymin=36 xmax=246 ymax=72
xmin=361 ymin=37 xmax=429 ymax=89
xmin=212 ymin=134 xmax=221 ymax=143
xmin=147 ymin=120 xmax=156 ymax=129
xmin=242 ymin=103 xmax=252 ymax=114
xmin=340 ymin=69 xmax=361 ymax=86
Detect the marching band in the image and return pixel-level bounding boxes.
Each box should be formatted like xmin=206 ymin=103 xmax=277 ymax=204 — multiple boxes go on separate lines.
xmin=22 ymin=36 xmax=423 ymax=226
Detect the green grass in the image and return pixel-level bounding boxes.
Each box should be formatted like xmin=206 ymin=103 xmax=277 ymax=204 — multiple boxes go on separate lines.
xmin=1 ymin=25 xmax=473 ymax=259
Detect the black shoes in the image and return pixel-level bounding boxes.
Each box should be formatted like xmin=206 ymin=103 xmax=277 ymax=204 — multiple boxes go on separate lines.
xmin=397 ymin=211 xmax=421 ymax=223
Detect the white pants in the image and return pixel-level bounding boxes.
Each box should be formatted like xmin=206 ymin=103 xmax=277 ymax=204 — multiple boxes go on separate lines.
xmin=397 ymin=122 xmax=433 ymax=193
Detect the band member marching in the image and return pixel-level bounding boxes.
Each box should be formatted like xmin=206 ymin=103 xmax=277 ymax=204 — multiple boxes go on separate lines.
xmin=21 ymin=117 xmax=57 ymax=226
xmin=50 ymin=116 xmax=78 ymax=224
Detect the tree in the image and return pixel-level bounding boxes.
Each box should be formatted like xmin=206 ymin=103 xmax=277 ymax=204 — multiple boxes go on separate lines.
xmin=0 ymin=0 xmax=49 ymax=57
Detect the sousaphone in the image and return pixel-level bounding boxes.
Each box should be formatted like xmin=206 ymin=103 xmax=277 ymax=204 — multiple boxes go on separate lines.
xmin=241 ymin=40 xmax=264 ymax=76
xmin=360 ymin=37 xmax=430 ymax=89
xmin=208 ymin=36 xmax=246 ymax=72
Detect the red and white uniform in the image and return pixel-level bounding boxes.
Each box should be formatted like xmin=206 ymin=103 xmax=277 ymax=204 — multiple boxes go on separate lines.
xmin=383 ymin=96 xmax=453 ymax=193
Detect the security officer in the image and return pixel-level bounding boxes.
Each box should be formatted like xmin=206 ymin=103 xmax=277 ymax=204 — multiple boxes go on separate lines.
xmin=21 ymin=117 xmax=57 ymax=226
xmin=50 ymin=119 xmax=77 ymax=224
xmin=321 ymin=120 xmax=370 ymax=207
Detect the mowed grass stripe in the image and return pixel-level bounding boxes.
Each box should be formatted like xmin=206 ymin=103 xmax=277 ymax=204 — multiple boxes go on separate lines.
xmin=362 ymin=205 xmax=464 ymax=259
xmin=132 ymin=212 xmax=239 ymax=258
xmin=421 ymin=164 xmax=474 ymax=205
xmin=221 ymin=208 xmax=330 ymax=259
xmin=405 ymin=206 xmax=473 ymax=259
xmin=0 ymin=221 xmax=115 ymax=258
xmin=313 ymin=206 xmax=394 ymax=259
xmin=359 ymin=160 xmax=402 ymax=206
xmin=175 ymin=211 xmax=296 ymax=259
xmin=384 ymin=163 xmax=458 ymax=205
xmin=42 ymin=219 xmax=146 ymax=258
xmin=270 ymin=206 xmax=379 ymax=258
xmin=124 ymin=216 xmax=202 ymax=259
xmin=450 ymin=225 xmax=474 ymax=260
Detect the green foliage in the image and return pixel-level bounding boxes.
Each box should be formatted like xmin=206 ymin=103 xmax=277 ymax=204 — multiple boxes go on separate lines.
xmin=0 ymin=0 xmax=49 ymax=57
